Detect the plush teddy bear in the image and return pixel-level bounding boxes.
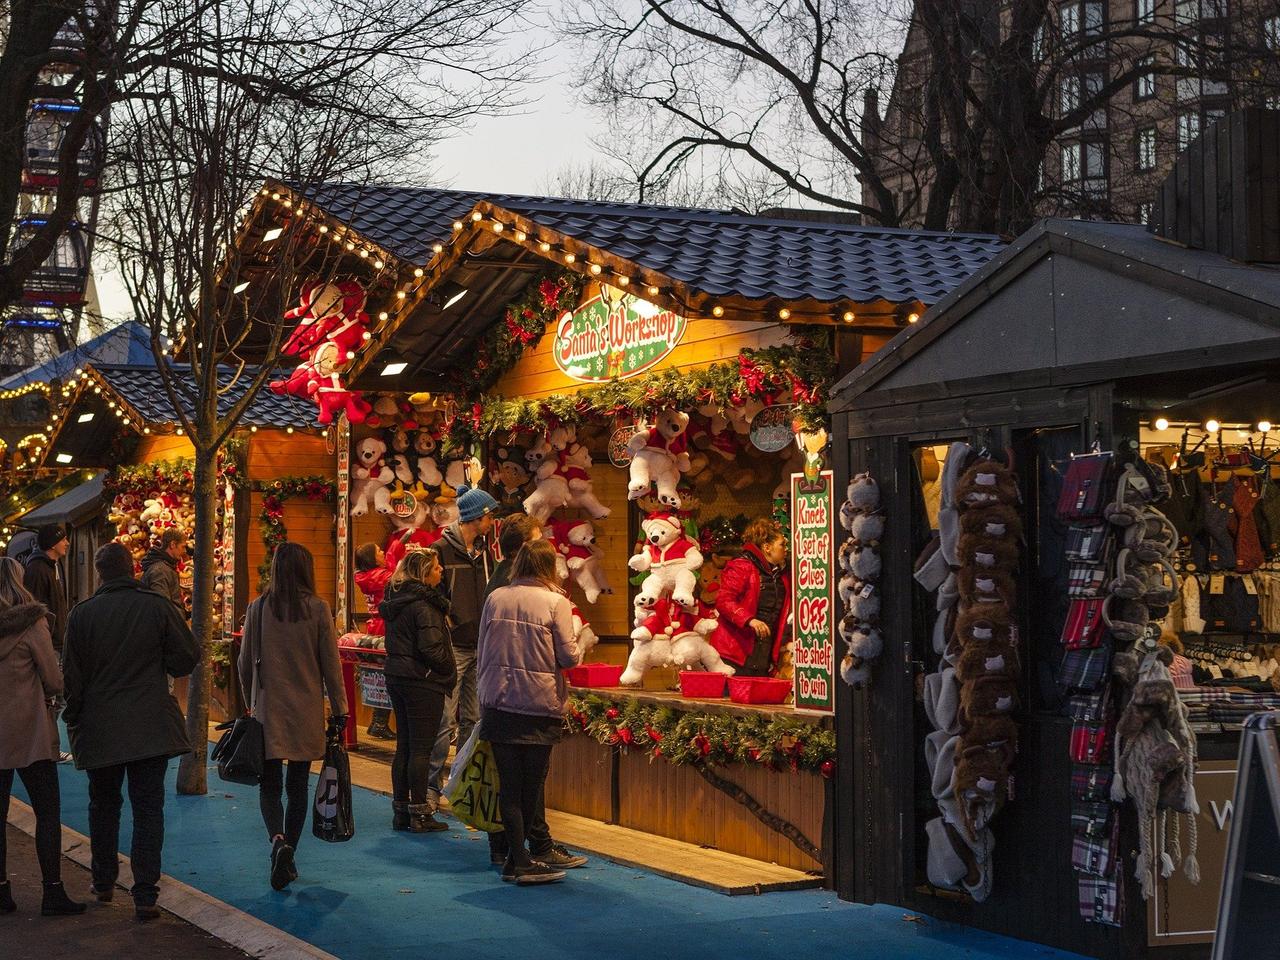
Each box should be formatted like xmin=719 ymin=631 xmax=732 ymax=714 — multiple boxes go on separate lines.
xmin=384 ymin=426 xmax=415 ymax=488
xmin=571 ymin=605 xmax=599 ymax=660
xmin=280 ymin=279 xmax=366 ymax=357
xmin=621 ymin=597 xmax=731 ymax=685
xmin=438 ymin=452 xmax=482 ymax=501
xmin=629 ymin=511 xmax=703 ymax=611
xmin=626 ymin=409 xmax=691 ymax=508
xmin=412 ymin=429 xmax=444 ymax=489
xmin=140 ymin=497 xmax=164 ymax=526
xmin=521 ymin=436 xmax=568 ymax=521
xmin=364 ymin=395 xmax=403 ymax=429
xmin=289 ymin=340 xmax=369 ymax=425
xmin=548 ymin=425 xmax=610 ymax=519
xmin=490 ymin=444 xmax=532 ymax=513
xmin=351 ymin=436 xmax=392 ymax=516
xmin=549 ymin=518 xmax=612 ymax=604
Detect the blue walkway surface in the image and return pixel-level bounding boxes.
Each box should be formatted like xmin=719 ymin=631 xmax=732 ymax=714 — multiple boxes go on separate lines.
xmin=20 ymin=760 xmax=1089 ymax=960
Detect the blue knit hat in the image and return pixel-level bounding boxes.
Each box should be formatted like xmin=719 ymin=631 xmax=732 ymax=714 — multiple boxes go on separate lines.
xmin=456 ymin=485 xmax=498 ymax=523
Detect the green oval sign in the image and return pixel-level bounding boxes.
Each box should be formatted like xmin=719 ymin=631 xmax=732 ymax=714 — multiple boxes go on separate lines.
xmin=553 ymin=287 xmax=687 ymax=382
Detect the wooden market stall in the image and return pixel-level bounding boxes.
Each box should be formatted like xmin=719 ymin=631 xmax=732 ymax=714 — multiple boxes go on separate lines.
xmin=826 ymin=110 xmax=1280 ymax=958
xmin=234 ymin=184 xmax=1004 ymax=879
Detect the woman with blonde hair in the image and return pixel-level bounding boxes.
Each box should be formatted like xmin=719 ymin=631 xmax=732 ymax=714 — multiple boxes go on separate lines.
xmin=239 ymin=542 xmax=347 ymax=891
xmin=0 ymin=556 xmax=83 ymax=915
xmin=477 ymin=539 xmax=581 ymax=885
xmin=380 ymin=547 xmax=455 ymax=833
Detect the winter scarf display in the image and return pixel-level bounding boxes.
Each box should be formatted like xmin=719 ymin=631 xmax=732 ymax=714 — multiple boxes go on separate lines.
xmin=917 ymin=443 xmax=1022 ymax=904
xmin=838 ymin=473 xmax=884 ymax=688
xmin=1057 ymin=451 xmax=1200 ymax=927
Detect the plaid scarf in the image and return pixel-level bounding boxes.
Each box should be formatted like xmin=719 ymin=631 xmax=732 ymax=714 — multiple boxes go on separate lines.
xmin=1078 ymin=872 xmax=1124 ymax=926
xmin=1072 ymin=817 xmax=1120 ymax=875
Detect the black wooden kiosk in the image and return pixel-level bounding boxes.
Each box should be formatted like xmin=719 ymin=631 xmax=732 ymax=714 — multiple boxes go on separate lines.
xmin=827 ymin=110 xmax=1280 ymax=960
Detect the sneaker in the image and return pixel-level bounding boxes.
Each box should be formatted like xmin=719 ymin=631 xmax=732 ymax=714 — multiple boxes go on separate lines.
xmin=91 ymin=884 xmax=114 ymax=903
xmin=57 ymin=752 xmax=73 ymax=764
xmin=536 ymin=844 xmax=588 ymax=869
xmin=270 ymin=841 xmax=296 ymax=891
xmin=514 ymin=862 xmax=566 ymax=886
xmin=501 ymin=859 xmax=516 ymax=883
xmin=135 ymin=903 xmax=161 ymax=923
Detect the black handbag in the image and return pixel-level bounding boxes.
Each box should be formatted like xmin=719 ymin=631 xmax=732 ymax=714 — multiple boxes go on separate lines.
xmin=214 ymin=600 xmax=266 ymax=785
xmin=312 ymin=728 xmax=355 ymax=842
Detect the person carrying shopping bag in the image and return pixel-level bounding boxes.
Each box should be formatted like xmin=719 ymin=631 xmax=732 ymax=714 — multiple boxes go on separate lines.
xmin=380 ymin=547 xmax=456 ymax=833
xmin=238 ymin=543 xmax=347 ymax=892
xmin=0 ymin=557 xmax=83 ymax=917
xmin=476 ymin=539 xmax=582 ymax=886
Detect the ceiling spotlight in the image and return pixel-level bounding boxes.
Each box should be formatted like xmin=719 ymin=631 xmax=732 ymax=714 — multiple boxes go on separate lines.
xmin=647 ymin=285 xmax=660 ymax=297
xmin=443 ymin=289 xmax=469 ymax=310
xmin=262 ymin=227 xmax=282 ymax=242
xmin=843 ymin=311 xmax=855 ymax=323
xmin=711 ymin=305 xmax=724 ymax=317
xmin=77 ymin=412 xmax=94 ymax=423
xmin=232 ymin=281 xmax=249 ymax=294
xmin=381 ymin=361 xmax=408 ymax=376
xmin=1205 ymin=419 xmax=1220 ymax=434
xmin=540 ymin=241 xmax=552 ymax=253
xmin=907 ymin=312 xmax=921 ymax=324
xmin=778 ymin=308 xmax=791 ymax=320
xmin=1153 ymin=417 xmax=1169 ymax=431
xmin=589 ymin=263 xmax=602 ymax=275
xmin=55 ymin=453 xmax=72 ymax=464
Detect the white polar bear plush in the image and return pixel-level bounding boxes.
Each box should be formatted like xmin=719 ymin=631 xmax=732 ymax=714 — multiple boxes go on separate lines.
xmin=629 ymin=511 xmax=703 ymax=611
xmin=550 ymin=518 xmax=612 ymax=604
xmin=522 ymin=435 xmax=572 ymax=521
xmin=139 ymin=498 xmax=165 ymax=526
xmin=548 ymin=424 xmax=611 ymax=519
xmin=626 ymin=409 xmax=691 ymax=508
xmin=571 ymin=605 xmax=599 ymax=659
xmin=621 ymin=598 xmax=732 ymax=685
xmin=351 ymin=437 xmax=392 ymax=516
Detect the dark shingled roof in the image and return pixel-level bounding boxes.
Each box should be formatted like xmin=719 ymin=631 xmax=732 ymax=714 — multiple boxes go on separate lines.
xmin=297 ymin=184 xmax=1005 ymax=307
xmin=94 ymin=364 xmax=317 ymax=428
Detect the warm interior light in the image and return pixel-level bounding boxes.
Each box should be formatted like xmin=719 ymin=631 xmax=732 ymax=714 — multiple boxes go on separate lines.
xmin=647 ymin=285 xmax=660 ymax=296
xmin=443 ymin=289 xmax=468 ymax=310
xmin=77 ymin=412 xmax=94 ymax=423
xmin=1260 ymin=421 xmax=1273 ymax=433
xmin=262 ymin=227 xmax=282 ymax=242
xmin=1205 ymin=419 xmax=1220 ymax=434
xmin=55 ymin=453 xmax=72 ymax=464
xmin=381 ymin=362 xmax=408 ymax=376
xmin=1153 ymin=417 xmax=1169 ymax=431
xmin=232 ymin=281 xmax=249 ymax=294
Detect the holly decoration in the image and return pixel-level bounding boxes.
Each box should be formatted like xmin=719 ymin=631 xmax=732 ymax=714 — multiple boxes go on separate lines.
xmin=566 ymin=694 xmax=835 ymax=774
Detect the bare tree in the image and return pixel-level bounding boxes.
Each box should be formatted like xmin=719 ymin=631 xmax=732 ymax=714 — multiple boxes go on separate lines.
xmin=561 ymin=0 xmax=1280 ymax=234
xmin=99 ymin=0 xmax=534 ymax=796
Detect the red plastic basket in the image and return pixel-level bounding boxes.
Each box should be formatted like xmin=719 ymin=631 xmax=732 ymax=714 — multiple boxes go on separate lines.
xmin=679 ymin=671 xmax=728 ymax=698
xmin=727 ymin=676 xmax=791 ymax=705
xmin=564 ymin=663 xmax=624 ymax=687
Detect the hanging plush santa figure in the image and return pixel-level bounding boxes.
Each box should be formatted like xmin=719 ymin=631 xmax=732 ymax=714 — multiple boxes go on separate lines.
xmin=629 ymin=511 xmax=703 ymax=611
xmin=281 ymin=279 xmax=367 ymax=357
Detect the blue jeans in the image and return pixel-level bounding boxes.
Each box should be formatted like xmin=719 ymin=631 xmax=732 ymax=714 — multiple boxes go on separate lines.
xmin=427 ymin=647 xmax=479 ymax=799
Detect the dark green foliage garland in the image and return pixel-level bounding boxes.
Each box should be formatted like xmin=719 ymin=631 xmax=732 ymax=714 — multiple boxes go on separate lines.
xmin=255 ymin=475 xmax=336 ymax=588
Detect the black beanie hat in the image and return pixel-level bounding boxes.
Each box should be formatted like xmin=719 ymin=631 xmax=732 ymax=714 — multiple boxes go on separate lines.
xmin=37 ymin=525 xmax=68 ymax=551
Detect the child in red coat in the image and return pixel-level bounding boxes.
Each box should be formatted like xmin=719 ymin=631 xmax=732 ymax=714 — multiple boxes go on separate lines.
xmin=354 ymin=543 xmax=394 ymax=739
xmin=710 ymin=518 xmax=791 ymax=676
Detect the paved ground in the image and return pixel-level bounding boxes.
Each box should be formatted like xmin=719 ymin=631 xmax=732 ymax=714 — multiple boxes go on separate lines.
xmin=11 ymin=759 xmax=1092 ymax=960
xmin=2 ymin=824 xmax=249 ymax=960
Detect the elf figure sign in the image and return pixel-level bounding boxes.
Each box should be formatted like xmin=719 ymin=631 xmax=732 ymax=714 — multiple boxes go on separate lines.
xmin=791 ymin=470 xmax=836 ymax=713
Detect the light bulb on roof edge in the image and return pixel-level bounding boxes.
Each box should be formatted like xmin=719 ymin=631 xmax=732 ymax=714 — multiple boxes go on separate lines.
xmin=1205 ymin=419 xmax=1220 ymax=434
xmin=1154 ymin=417 xmax=1169 ymax=431
xmin=1260 ymin=421 xmax=1272 ymax=433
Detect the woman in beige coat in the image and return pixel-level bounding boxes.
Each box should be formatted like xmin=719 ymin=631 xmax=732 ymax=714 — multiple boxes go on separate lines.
xmin=238 ymin=543 xmax=347 ymax=892
xmin=0 ymin=557 xmax=83 ymax=916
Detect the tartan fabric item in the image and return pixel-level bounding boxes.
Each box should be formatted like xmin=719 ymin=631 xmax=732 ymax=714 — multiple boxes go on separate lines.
xmin=1061 ymin=598 xmax=1108 ymax=648
xmin=1070 ymin=722 xmax=1112 ymax=764
xmin=1057 ymin=453 xmax=1114 ymax=522
xmin=1065 ymin=523 xmax=1110 ymax=563
xmin=1071 ymin=799 xmax=1113 ymax=838
xmin=1059 ymin=644 xmax=1112 ymax=693
xmin=1067 ymin=563 xmax=1109 ymax=598
xmin=1072 ymin=817 xmax=1120 ymax=874
xmin=1078 ymin=872 xmax=1124 ymax=926
xmin=1071 ymin=763 xmax=1114 ymax=801
xmin=1067 ymin=686 xmax=1111 ymax=722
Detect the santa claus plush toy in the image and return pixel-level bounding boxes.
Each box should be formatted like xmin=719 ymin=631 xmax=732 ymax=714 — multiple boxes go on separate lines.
xmin=280 ymin=280 xmax=366 ymax=357
xmin=621 ymin=597 xmax=732 ymax=685
xmin=548 ymin=424 xmax=611 ymax=519
xmin=549 ymin=518 xmax=612 ymax=604
xmin=629 ymin=511 xmax=703 ymax=611
xmin=626 ymin=409 xmax=691 ymax=508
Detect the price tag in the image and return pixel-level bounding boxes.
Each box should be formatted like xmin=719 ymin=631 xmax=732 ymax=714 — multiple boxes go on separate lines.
xmin=1210 ymin=574 xmax=1226 ymax=595
xmin=1244 ymin=575 xmax=1259 ymax=596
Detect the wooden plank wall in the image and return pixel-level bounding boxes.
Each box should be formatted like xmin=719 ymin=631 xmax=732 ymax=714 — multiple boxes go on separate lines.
xmin=131 ymin=434 xmax=195 ymax=463
xmin=245 ymin=431 xmax=336 ymax=607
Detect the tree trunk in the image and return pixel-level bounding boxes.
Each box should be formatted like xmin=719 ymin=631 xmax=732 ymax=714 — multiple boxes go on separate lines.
xmin=176 ymin=450 xmax=218 ymax=795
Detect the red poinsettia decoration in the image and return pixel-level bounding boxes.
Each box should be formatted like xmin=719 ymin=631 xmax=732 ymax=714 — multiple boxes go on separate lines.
xmin=694 ymin=733 xmax=711 ymax=757
xmin=539 ymin=278 xmax=564 ymax=309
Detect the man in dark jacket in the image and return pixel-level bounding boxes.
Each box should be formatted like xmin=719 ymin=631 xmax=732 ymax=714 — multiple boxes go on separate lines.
xmin=63 ymin=542 xmax=198 ymax=922
xmin=24 ymin=525 xmax=69 ymax=655
xmin=140 ymin=529 xmax=187 ymax=611
xmin=426 ymin=485 xmax=496 ymax=809
xmin=25 ymin=524 xmax=71 ymax=761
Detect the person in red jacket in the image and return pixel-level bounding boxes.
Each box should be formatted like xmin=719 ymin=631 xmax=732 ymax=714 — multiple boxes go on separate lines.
xmin=710 ymin=518 xmax=790 ymax=677
xmin=354 ymin=543 xmax=394 ymax=740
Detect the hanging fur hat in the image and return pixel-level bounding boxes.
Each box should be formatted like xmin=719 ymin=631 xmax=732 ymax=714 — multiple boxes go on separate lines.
xmin=847 ymin=622 xmax=884 ymax=661
xmin=840 ymin=654 xmax=871 ymax=688
xmin=846 ymin=582 xmax=880 ymax=622
xmin=958 ymin=674 xmax=1020 ymax=726
xmin=838 ymin=538 xmax=857 ymax=574
xmin=924 ymin=667 xmax=962 ymax=735
xmin=955 ymin=637 xmax=1020 ymax=684
xmin=846 ymin=473 xmax=880 ymax=512
xmin=955 ymin=459 xmax=1020 ymax=508
xmin=849 ymin=544 xmax=882 ymax=580
xmin=958 ymin=501 xmax=1024 ymax=542
xmin=849 ymin=511 xmax=885 ymax=545
xmin=958 ymin=568 xmax=1017 ymax=609
xmin=838 ymin=574 xmax=859 ymax=609
xmin=957 ymin=532 xmax=1019 ymax=574
xmin=839 ymin=499 xmax=859 ymax=533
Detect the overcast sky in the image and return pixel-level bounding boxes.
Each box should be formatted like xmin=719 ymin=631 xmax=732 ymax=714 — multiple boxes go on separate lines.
xmin=92 ymin=43 xmax=597 ymax=325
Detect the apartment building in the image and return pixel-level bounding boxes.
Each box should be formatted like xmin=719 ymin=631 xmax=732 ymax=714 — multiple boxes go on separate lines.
xmin=861 ymin=0 xmax=1280 ymax=229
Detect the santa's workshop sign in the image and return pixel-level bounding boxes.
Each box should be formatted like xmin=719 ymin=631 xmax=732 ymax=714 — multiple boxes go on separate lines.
xmin=791 ymin=469 xmax=835 ymax=714
xmin=554 ymin=286 xmax=686 ymax=382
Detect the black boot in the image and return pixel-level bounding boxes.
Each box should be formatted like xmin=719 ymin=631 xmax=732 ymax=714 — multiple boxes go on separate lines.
xmin=0 ymin=880 xmax=15 ymax=914
xmin=41 ymin=881 xmax=86 ymax=916
xmin=367 ymin=710 xmax=394 ymax=740
xmin=269 ymin=839 xmax=296 ymax=891
xmin=392 ymin=801 xmax=410 ymax=831
xmin=407 ymin=803 xmax=449 ymax=833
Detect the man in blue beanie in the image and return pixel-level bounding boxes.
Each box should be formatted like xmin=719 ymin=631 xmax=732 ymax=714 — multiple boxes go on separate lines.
xmin=426 ymin=484 xmax=498 ymax=810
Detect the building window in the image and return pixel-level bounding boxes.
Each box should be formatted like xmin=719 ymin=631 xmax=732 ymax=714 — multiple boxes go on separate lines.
xmin=1083 ymin=140 xmax=1107 ymax=195
xmin=1061 ymin=3 xmax=1081 ymax=36
xmin=1266 ymin=16 xmax=1280 ymax=49
xmin=1177 ymin=111 xmax=1200 ymax=150
xmin=1136 ymin=127 xmax=1157 ymax=170
xmin=1061 ymin=143 xmax=1081 ymax=183
xmin=1135 ymin=58 xmax=1156 ymax=99
xmin=1138 ymin=201 xmax=1154 ymax=224
xmin=1060 ymin=75 xmax=1081 ymax=116
xmin=1175 ymin=0 xmax=1199 ymax=25
xmin=1135 ymin=0 xmax=1156 ymax=24
xmin=1084 ymin=1 xmax=1104 ymax=35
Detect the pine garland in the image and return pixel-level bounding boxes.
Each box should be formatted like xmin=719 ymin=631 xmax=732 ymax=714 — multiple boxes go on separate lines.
xmin=463 ymin=330 xmax=834 ymax=440
xmin=564 ymin=693 xmax=836 ymax=777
